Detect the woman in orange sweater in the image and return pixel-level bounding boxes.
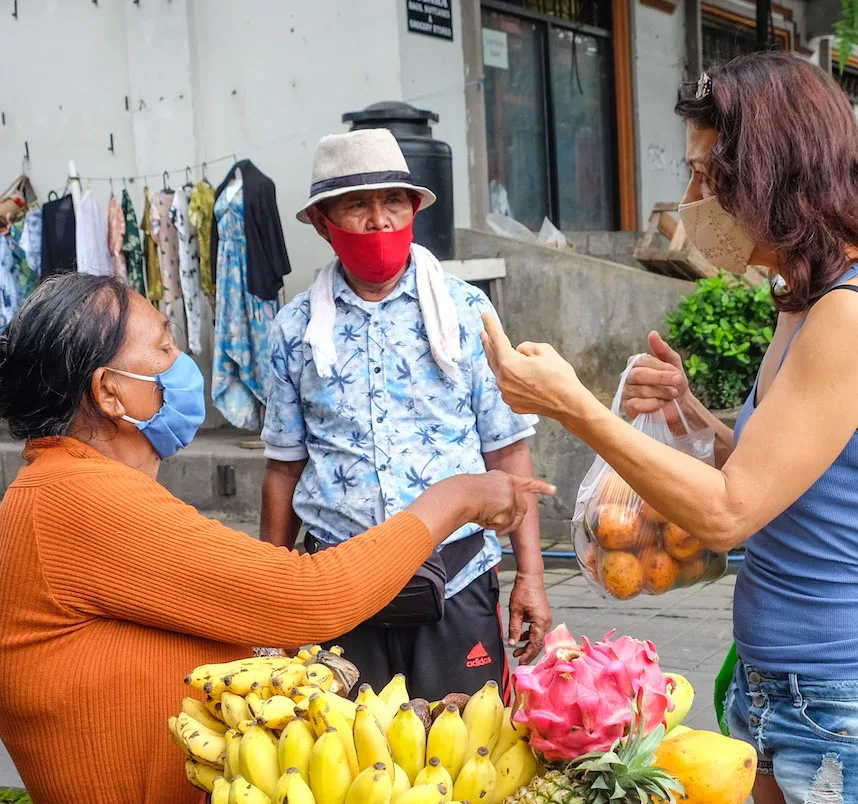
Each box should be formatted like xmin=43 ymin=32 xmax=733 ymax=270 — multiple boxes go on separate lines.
xmin=0 ymin=274 xmax=552 ymax=804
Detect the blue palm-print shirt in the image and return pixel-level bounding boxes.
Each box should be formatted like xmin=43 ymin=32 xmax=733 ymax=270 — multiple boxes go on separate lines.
xmin=261 ymin=260 xmax=537 ymax=598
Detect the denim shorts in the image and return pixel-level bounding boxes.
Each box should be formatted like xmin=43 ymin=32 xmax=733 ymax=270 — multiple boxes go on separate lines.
xmin=725 ymin=661 xmax=858 ymax=803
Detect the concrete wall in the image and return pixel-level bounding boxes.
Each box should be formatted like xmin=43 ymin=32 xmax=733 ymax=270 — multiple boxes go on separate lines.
xmin=455 ymin=229 xmax=693 ymax=537
xmin=632 ymin=1 xmax=690 ymax=228
xmin=0 ymin=0 xmax=472 ymax=296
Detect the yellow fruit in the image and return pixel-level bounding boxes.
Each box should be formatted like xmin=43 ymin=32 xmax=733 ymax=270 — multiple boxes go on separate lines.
xmin=490 ymin=707 xmax=529 ymax=765
xmin=239 ymin=724 xmax=280 ymax=798
xmin=256 ymin=696 xmax=298 ymax=731
xmin=222 ymin=692 xmax=253 ymax=731
xmin=224 ymin=730 xmax=242 ymax=782
xmin=271 ymin=767 xmax=316 ymax=804
xmin=643 ymin=550 xmax=678 ymax=595
xmin=663 ymin=724 xmax=693 ymax=741
xmin=664 ymin=673 xmax=695 ymax=733
xmin=641 ymin=501 xmax=669 ymax=524
xmin=356 ymin=683 xmax=395 ymax=732
xmin=663 ymin=522 xmax=703 ymax=561
xmin=278 ymin=718 xmax=315 ymax=782
xmin=387 ymin=703 xmax=427 ymax=785
xmin=427 ymin=704 xmax=468 ymax=781
xmin=212 ymin=776 xmax=231 ymax=804
xmin=379 ymin=673 xmax=410 ymax=714
xmin=228 ymin=775 xmax=272 ymax=804
xmin=353 ymin=704 xmax=395 ymax=779
xmin=415 ymin=757 xmax=453 ymax=799
xmin=307 ymin=692 xmax=360 ymax=778
xmin=393 ymin=783 xmax=449 ymax=803
xmin=310 ymin=728 xmax=354 ymax=804
xmin=183 ymin=696 xmax=228 ymax=733
xmin=491 ymin=738 xmax=538 ymax=803
xmin=600 ymin=550 xmax=644 ymax=600
xmin=594 ymin=503 xmax=638 ymax=550
xmin=453 ymin=747 xmax=496 ymax=802
xmin=345 ymin=761 xmax=394 ymax=804
xmin=392 ymin=763 xmax=411 ymax=798
xmin=654 ymin=729 xmax=756 ymax=804
xmin=462 ymin=680 xmax=504 ymax=758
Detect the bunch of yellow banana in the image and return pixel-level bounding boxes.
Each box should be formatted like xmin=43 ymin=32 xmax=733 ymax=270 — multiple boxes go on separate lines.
xmin=173 ymin=649 xmax=539 ymax=804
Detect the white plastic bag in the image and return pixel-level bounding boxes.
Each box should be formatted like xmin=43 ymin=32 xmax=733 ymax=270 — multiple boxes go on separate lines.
xmin=572 ymin=354 xmax=726 ymax=600
xmin=536 ymin=216 xmax=567 ymax=248
xmin=486 ymin=212 xmax=537 ymax=243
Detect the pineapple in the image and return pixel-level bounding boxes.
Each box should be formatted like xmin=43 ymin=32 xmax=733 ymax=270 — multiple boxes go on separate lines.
xmin=506 ymin=769 xmax=584 ymax=803
xmin=506 ymin=715 xmax=683 ymax=804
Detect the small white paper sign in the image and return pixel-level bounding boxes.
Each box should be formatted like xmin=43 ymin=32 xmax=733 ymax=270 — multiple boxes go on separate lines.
xmin=482 ymin=28 xmax=509 ymax=70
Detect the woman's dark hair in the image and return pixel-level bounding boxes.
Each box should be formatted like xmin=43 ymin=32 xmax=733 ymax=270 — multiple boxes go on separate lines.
xmin=0 ymin=274 xmax=132 ymax=440
xmin=676 ymin=52 xmax=858 ymax=312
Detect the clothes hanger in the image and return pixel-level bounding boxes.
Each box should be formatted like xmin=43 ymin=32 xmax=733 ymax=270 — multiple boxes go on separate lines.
xmin=183 ymin=166 xmax=193 ymax=192
xmin=162 ymin=171 xmax=173 ymax=193
xmin=109 ymin=177 xmax=115 ymax=197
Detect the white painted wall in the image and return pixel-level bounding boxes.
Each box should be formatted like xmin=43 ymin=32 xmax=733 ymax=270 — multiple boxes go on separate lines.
xmin=396 ymin=0 xmax=471 ymax=234
xmin=633 ymin=2 xmax=690 ymax=227
xmin=0 ymin=0 xmax=472 ymax=297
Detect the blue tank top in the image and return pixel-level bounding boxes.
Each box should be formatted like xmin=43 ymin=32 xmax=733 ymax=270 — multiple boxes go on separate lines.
xmin=733 ymin=265 xmax=858 ymax=678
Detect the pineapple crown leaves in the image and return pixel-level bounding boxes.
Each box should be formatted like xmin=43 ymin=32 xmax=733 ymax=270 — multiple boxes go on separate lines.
xmin=563 ymin=707 xmax=684 ymax=804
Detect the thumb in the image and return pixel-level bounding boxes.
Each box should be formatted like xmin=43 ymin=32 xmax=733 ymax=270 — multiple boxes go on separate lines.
xmin=648 ymin=331 xmax=682 ymax=369
xmin=508 ymin=607 xmax=524 ymax=646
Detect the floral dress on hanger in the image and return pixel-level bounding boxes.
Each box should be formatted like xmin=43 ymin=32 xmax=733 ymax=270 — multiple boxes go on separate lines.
xmin=211 ymin=187 xmax=278 ymax=431
xmin=149 ymin=191 xmax=186 ymax=346
xmin=170 ymin=188 xmax=203 ymax=355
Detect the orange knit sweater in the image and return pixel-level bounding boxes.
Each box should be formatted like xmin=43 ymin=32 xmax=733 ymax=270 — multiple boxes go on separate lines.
xmin=0 ymin=437 xmax=433 ymax=803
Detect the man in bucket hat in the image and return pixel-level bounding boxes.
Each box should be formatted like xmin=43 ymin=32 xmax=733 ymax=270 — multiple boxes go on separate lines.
xmin=260 ymin=129 xmax=551 ymax=699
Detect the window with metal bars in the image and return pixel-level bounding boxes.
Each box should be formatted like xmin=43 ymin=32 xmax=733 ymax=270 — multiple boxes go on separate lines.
xmin=498 ymin=0 xmax=609 ymax=28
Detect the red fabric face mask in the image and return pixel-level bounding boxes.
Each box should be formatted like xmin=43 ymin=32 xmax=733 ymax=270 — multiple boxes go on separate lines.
xmin=324 ymin=212 xmax=416 ymax=284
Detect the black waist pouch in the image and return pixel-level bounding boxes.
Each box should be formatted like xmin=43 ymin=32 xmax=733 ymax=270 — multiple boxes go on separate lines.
xmin=305 ymin=530 xmax=485 ymax=628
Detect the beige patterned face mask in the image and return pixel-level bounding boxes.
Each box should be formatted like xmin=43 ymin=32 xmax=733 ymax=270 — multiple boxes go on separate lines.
xmin=679 ymin=195 xmax=755 ymax=274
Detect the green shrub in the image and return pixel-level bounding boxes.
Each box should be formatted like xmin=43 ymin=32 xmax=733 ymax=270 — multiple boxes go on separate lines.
xmin=665 ymin=273 xmax=777 ymax=410
xmin=0 ymin=791 xmax=32 ymax=804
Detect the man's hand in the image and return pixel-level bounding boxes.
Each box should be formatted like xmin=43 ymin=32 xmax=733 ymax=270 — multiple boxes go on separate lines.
xmin=507 ymin=572 xmax=553 ymax=665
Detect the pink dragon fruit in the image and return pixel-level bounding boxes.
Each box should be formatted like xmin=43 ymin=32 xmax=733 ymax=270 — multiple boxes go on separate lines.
xmin=511 ymin=625 xmax=673 ymax=763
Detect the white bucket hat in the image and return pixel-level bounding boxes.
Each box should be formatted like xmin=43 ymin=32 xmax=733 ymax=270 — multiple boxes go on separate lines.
xmin=296 ymin=128 xmax=437 ymax=223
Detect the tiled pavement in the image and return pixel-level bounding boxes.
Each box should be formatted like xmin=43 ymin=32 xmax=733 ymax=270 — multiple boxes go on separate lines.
xmin=0 ymin=528 xmax=736 ymax=790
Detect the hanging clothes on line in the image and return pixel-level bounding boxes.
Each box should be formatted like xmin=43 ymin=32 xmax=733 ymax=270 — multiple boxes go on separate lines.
xmin=211 ymin=160 xmax=291 ymax=300
xmin=121 ymin=189 xmax=146 ymax=296
xmin=8 ymin=219 xmax=38 ymax=302
xmin=20 ymin=208 xmax=42 ymax=278
xmin=76 ymin=191 xmax=112 ymax=277
xmin=141 ymin=187 xmax=163 ymax=302
xmin=41 ymin=193 xmax=76 ymax=279
xmin=149 ymin=189 xmax=185 ymax=343
xmin=188 ymin=179 xmax=216 ymax=303
xmin=211 ymin=180 xmax=279 ymax=431
xmin=0 ymin=237 xmax=18 ymax=331
xmin=107 ymin=193 xmax=127 ymax=280
xmin=170 ymin=186 xmax=203 ymax=355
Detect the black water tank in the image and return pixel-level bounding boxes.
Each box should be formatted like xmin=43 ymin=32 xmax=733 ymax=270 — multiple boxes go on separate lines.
xmin=343 ymin=102 xmax=454 ymax=260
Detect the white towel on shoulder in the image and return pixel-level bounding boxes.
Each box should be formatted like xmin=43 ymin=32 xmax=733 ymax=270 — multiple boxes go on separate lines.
xmin=306 ymin=243 xmax=461 ymax=380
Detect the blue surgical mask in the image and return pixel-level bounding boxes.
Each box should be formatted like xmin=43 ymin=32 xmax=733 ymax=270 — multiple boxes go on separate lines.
xmin=106 ymin=352 xmax=206 ymax=459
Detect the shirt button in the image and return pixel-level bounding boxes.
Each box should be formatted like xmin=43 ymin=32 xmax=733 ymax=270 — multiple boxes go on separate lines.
xmin=374 ymin=367 xmax=381 ymax=374
xmin=373 ymin=321 xmax=379 ymax=327
xmin=748 ymin=671 xmax=763 ymax=685
xmin=379 ymin=464 xmax=388 ymax=472
xmin=376 ymin=416 xmax=383 ymax=423
xmin=748 ymin=714 xmax=761 ymax=727
xmin=753 ymin=695 xmax=766 ymax=708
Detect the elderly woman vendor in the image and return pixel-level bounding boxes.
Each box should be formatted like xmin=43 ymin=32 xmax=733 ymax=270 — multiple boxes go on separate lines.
xmin=0 ymin=273 xmax=552 ymax=804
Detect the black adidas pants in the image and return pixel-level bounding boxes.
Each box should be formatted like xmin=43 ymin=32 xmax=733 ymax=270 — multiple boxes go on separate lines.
xmin=323 ymin=570 xmax=511 ymax=703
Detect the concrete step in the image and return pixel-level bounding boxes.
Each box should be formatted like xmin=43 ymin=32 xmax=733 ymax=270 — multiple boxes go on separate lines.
xmin=0 ymin=430 xmax=268 ymax=516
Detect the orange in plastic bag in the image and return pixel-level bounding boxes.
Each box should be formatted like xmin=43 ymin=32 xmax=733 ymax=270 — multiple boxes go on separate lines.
xmin=572 ymin=354 xmax=728 ymax=600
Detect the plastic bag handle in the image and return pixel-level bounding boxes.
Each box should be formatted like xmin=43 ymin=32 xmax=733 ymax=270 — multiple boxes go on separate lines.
xmin=613 ymin=353 xmax=692 ymax=435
